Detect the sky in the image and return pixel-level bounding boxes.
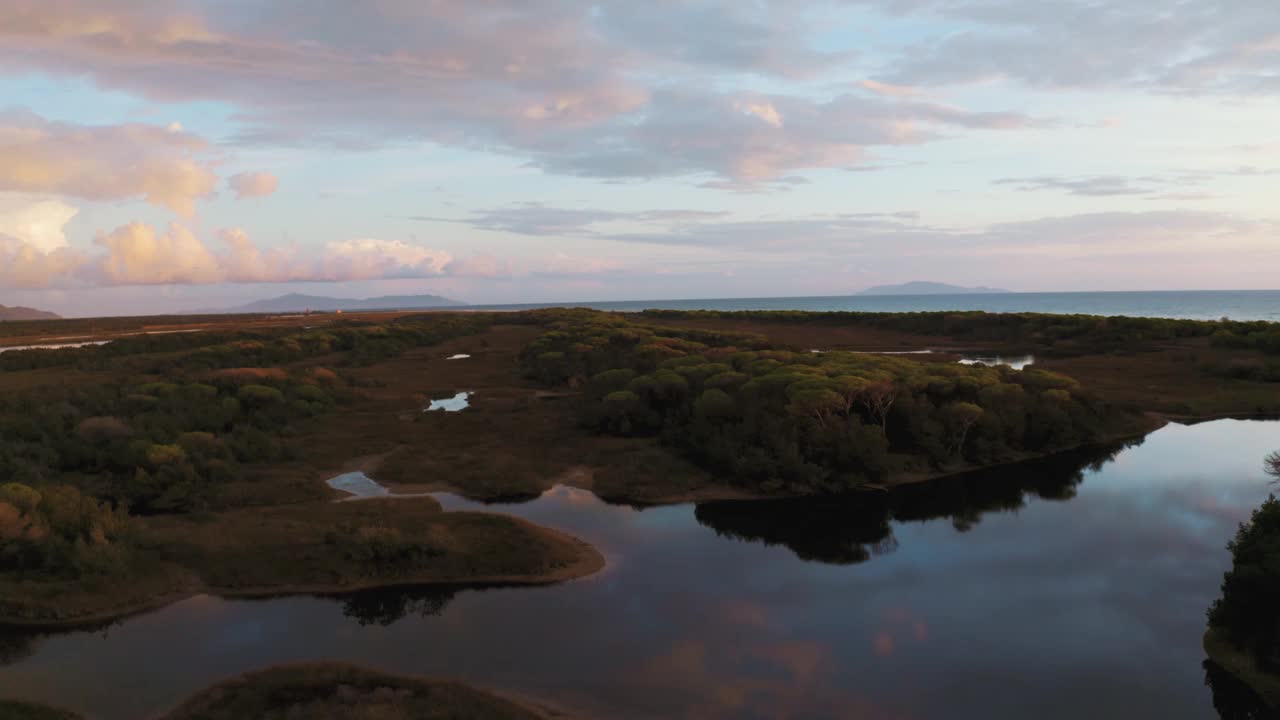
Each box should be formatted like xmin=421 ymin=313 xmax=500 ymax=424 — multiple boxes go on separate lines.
xmin=0 ymin=0 xmax=1278 ymax=316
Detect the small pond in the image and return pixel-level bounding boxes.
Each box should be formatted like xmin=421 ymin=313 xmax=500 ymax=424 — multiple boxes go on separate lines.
xmin=326 ymin=471 xmax=392 ymax=499
xmin=958 ymin=354 xmax=1036 ymax=370
xmin=425 ymin=391 xmax=473 ymax=412
xmin=0 ymin=341 xmax=110 ymax=354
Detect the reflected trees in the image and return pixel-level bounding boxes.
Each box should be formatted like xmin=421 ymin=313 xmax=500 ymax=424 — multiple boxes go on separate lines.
xmin=696 ymin=439 xmax=1136 ymax=566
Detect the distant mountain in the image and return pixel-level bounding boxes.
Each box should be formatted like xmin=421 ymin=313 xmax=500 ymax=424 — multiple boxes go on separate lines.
xmin=210 ymin=293 xmax=464 ymax=314
xmin=857 ymin=282 xmax=1011 ymax=296
xmin=0 ymin=304 xmax=61 ymax=321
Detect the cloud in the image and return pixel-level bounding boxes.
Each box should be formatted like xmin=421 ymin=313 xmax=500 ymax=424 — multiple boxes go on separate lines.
xmin=213 ymin=231 xmax=453 ymax=283
xmin=0 ymin=110 xmax=217 ymax=216
xmin=995 ymin=167 xmax=1280 ymax=198
xmin=93 ymin=222 xmax=223 ymax=284
xmin=421 ymin=205 xmax=732 ymax=237
xmin=0 ymin=234 xmax=88 ymax=289
xmin=0 ymin=195 xmax=79 ymax=252
xmin=316 ymin=239 xmax=452 ymax=281
xmin=445 ymin=204 xmax=935 ymax=250
xmin=995 ymin=176 xmax=1155 ymax=197
xmin=444 ymin=254 xmax=512 ymax=279
xmin=532 ymin=90 xmax=1045 ymax=184
xmin=860 ymin=0 xmax=1280 ymax=95
xmin=227 ymin=172 xmax=279 ymax=199
xmin=858 ymin=79 xmax=921 ymax=98
xmin=735 ymin=101 xmax=785 ymax=128
xmin=442 ymin=204 xmax=1279 ymax=285
xmin=0 ymin=1 xmax=1043 ymax=185
xmin=0 ymin=222 xmax=462 ymax=289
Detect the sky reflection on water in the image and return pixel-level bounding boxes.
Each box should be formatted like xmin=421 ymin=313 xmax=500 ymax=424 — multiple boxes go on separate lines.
xmin=0 ymin=420 xmax=1276 ymax=719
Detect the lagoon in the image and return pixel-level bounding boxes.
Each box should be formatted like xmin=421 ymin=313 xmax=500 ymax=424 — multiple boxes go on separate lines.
xmin=1 ymin=419 xmax=1275 ymax=719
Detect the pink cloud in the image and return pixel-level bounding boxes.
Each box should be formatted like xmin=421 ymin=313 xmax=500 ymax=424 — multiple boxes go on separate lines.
xmin=93 ymin=222 xmax=222 ymax=284
xmin=0 ymin=233 xmax=88 ymax=289
xmin=0 ymin=223 xmax=462 ymax=289
xmin=0 ymin=110 xmax=217 ymax=217
xmin=0 ymin=2 xmax=1044 ymax=186
xmin=227 ymin=171 xmax=279 ymax=199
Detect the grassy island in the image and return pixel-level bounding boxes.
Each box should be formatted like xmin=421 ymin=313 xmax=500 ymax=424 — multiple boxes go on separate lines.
xmin=1 ymin=307 xmax=1278 ymax=624
xmin=162 ymin=663 xmax=555 ymax=719
xmin=1 ymin=662 xmax=557 ymax=719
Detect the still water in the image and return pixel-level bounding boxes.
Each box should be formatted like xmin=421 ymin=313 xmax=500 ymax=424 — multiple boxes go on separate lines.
xmin=0 ymin=420 xmax=1276 ymax=719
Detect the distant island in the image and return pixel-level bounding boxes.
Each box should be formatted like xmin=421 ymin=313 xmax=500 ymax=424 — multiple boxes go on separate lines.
xmin=856 ymin=282 xmax=1011 ymax=296
xmin=205 ymin=293 xmax=463 ymax=314
xmin=0 ymin=304 xmax=61 ymax=321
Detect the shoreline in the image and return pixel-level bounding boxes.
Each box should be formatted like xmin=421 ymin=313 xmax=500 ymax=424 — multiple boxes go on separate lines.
xmin=0 ymin=542 xmax=603 ymax=631
xmin=0 ymin=497 xmax=605 ymax=631
xmin=392 ymin=415 xmax=1172 ymax=508
xmin=0 ymin=414 xmax=1178 ymax=630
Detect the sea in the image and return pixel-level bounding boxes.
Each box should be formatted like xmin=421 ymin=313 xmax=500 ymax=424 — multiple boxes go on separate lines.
xmin=461 ymin=290 xmax=1280 ymax=322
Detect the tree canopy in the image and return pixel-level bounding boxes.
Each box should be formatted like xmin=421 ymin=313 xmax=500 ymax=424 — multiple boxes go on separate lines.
xmin=521 ymin=311 xmax=1146 ymax=494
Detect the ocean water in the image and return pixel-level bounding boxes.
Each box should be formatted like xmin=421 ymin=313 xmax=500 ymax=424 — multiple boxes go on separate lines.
xmin=463 ymin=290 xmax=1280 ymax=322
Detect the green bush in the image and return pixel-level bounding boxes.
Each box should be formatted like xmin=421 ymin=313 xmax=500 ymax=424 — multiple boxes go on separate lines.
xmin=521 ymin=311 xmax=1146 ymax=493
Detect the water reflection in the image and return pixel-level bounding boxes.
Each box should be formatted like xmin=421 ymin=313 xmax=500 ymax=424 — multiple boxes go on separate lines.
xmin=696 ymin=440 xmax=1137 ymax=565
xmin=329 ymin=586 xmax=459 ymax=626
xmin=0 ymin=421 xmax=1276 ymax=720
xmin=326 ymin=471 xmax=390 ymax=499
xmin=0 ymin=631 xmax=38 ymax=666
xmin=1203 ymin=660 xmax=1274 ymax=719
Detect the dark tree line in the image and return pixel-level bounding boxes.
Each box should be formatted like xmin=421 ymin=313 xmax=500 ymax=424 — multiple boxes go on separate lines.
xmin=521 ymin=311 xmax=1148 ymax=494
xmin=640 ymin=308 xmax=1280 ymax=358
xmin=1208 ymin=490 xmax=1280 ymax=672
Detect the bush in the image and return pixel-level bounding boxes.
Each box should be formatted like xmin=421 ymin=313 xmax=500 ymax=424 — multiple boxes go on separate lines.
xmin=1208 ymin=495 xmax=1280 ymax=671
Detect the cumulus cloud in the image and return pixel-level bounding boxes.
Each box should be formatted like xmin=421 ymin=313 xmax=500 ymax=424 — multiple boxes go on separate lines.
xmin=227 ymin=172 xmax=279 ymax=199
xmin=0 ymin=222 xmax=462 ymax=289
xmin=0 ymin=234 xmax=88 ymax=289
xmin=0 ymin=110 xmax=217 ymax=216
xmin=0 ymin=195 xmax=79 ymax=252
xmin=93 ymin=222 xmax=222 ymax=285
xmin=316 ymin=239 xmax=452 ymax=281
